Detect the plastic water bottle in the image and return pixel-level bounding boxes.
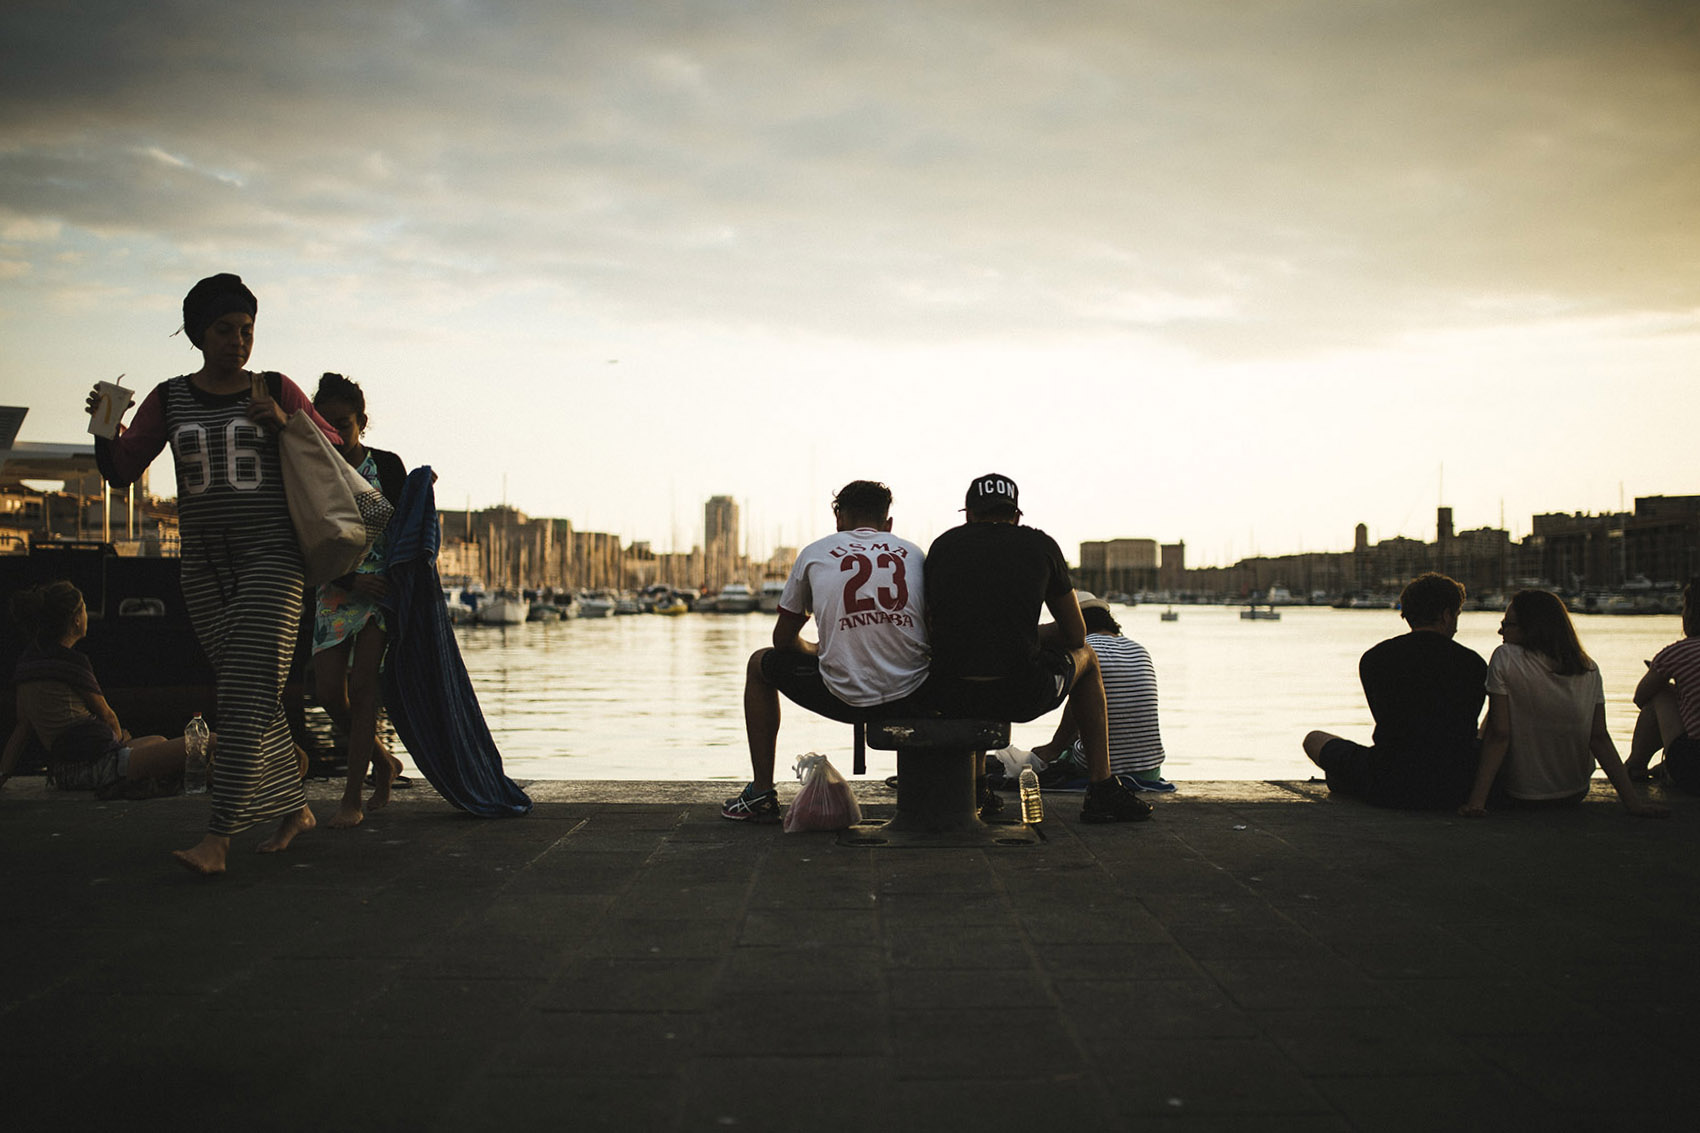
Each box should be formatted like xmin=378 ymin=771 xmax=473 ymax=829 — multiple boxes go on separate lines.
xmin=1018 ymin=766 xmax=1043 ymax=824
xmin=183 ymin=714 xmax=210 ymax=795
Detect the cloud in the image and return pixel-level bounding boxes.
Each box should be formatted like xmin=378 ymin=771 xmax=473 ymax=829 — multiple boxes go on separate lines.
xmin=0 ymin=0 xmax=1696 ymax=364
xmin=0 ymin=209 xmax=61 ymax=241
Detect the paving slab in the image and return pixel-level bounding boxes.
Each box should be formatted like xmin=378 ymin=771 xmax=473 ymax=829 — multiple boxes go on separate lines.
xmin=4 ymin=773 xmax=1697 ymax=1132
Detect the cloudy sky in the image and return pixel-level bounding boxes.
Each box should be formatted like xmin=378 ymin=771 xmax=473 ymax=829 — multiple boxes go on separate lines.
xmin=2 ymin=0 xmax=1696 ymax=566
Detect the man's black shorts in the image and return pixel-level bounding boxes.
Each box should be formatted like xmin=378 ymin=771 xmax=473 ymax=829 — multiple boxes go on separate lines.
xmin=920 ymin=648 xmax=1078 ymax=723
xmin=759 ymin=649 xmax=923 ymax=724
xmin=1316 ymin=737 xmax=1475 ymax=811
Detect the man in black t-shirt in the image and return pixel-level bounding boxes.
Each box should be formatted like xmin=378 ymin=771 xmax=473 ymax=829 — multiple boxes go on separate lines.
xmin=923 ymin=473 xmax=1151 ymax=823
xmin=1302 ymin=572 xmax=1487 ymax=809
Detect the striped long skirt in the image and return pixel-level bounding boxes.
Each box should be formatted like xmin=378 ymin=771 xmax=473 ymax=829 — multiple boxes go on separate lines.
xmin=181 ymin=526 xmax=307 ymax=836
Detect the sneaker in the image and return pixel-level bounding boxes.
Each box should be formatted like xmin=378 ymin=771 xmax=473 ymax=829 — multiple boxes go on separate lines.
xmin=1081 ymin=777 xmax=1154 ymax=823
xmin=1117 ymin=772 xmax=1177 ymax=794
xmin=721 ymin=783 xmax=781 ymax=823
xmin=977 ymin=775 xmax=1005 ymax=818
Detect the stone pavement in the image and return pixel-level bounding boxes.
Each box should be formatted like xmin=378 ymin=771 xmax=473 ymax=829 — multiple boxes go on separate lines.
xmin=3 ymin=774 xmax=1695 ymax=1132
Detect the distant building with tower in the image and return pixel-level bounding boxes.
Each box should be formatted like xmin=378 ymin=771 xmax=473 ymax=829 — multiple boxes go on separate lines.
xmin=704 ymin=494 xmax=741 ymax=591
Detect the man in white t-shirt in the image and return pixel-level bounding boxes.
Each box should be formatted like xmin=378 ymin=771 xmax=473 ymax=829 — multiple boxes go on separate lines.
xmin=722 ymin=480 xmax=929 ymax=822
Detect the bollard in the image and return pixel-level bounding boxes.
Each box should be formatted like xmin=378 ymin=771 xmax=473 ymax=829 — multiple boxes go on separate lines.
xmin=840 ymin=718 xmax=1038 ymax=847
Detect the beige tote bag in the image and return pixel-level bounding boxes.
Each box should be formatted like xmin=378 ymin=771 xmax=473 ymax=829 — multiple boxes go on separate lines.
xmin=278 ymin=410 xmax=396 ymax=586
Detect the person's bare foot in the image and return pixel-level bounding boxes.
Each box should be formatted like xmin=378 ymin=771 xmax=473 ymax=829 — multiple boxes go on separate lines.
xmin=328 ymin=799 xmax=364 ymax=829
xmin=257 ymin=805 xmax=316 ymax=853
xmin=172 ymin=834 xmax=229 ymax=875
xmin=367 ymin=752 xmax=403 ymax=813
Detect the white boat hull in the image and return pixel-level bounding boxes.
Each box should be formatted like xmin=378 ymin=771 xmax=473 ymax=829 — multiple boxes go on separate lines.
xmin=715 ymin=584 xmax=757 ymax=613
xmin=476 ymin=597 xmax=530 ymax=625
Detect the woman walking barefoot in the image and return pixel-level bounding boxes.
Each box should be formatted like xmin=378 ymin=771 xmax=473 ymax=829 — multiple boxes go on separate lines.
xmin=309 ymin=373 xmax=407 ymax=828
xmin=90 ymin=274 xmax=342 ymax=873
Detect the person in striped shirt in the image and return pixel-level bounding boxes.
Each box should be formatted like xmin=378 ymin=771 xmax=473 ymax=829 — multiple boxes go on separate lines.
xmin=90 ymin=274 xmax=342 ymax=874
xmin=1029 ymin=591 xmax=1172 ymax=792
xmin=1629 ymin=578 xmax=1700 ymax=792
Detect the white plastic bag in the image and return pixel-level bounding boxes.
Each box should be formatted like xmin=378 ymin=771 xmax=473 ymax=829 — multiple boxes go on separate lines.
xmin=991 ymin=744 xmax=1043 ymax=780
xmin=782 ymin=753 xmax=862 ymax=833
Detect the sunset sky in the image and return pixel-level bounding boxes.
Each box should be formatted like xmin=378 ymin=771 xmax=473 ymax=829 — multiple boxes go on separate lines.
xmin=3 ymin=1 xmax=1696 ymax=566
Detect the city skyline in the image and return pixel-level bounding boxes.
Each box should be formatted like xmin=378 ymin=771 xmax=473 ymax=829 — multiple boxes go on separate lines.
xmin=3 ymin=2 xmax=1697 ymax=564
xmin=400 ymin=485 xmax=1700 ymax=579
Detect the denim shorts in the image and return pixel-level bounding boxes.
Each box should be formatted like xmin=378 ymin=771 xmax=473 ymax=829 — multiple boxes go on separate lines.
xmin=47 ymin=719 xmax=129 ymax=791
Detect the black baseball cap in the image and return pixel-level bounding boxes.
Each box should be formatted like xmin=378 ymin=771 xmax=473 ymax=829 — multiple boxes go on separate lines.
xmin=963 ymin=473 xmax=1019 ymax=513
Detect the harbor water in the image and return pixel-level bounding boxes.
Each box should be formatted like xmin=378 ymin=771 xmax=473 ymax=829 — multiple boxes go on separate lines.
xmin=449 ymin=605 xmax=1683 ymax=785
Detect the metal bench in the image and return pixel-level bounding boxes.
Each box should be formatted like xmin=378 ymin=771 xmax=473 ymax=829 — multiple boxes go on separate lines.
xmin=839 ymin=717 xmax=1038 ymax=847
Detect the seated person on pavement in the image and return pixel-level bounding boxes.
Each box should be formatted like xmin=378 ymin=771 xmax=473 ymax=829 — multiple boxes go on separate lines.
xmin=722 ymin=480 xmax=928 ymax=823
xmin=920 ymin=473 xmax=1151 ymax=824
xmin=1302 ymin=571 xmax=1486 ymax=810
xmin=1627 ymin=577 xmax=1700 ymax=791
xmin=1459 ymin=588 xmax=1663 ymax=817
xmin=1028 ymin=591 xmax=1172 ymax=793
xmin=2 ymin=580 xmax=193 ymax=793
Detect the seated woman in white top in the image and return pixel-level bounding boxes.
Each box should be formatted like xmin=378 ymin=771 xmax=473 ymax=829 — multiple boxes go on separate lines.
xmin=1460 ymin=588 xmax=1664 ymax=818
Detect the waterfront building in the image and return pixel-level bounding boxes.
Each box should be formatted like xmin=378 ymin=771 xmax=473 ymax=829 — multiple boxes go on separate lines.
xmin=1622 ymin=496 xmax=1700 ymax=583
xmin=625 ymin=540 xmax=705 ymax=591
xmin=1158 ymin=542 xmax=1186 ymax=594
xmin=435 ymin=507 xmax=629 ymax=591
xmin=1448 ymin=525 xmax=1513 ymax=597
xmin=430 ymin=501 xmax=729 ymax=594
xmin=640 ymin=547 xmax=702 ymax=590
xmin=1 ymin=408 xmax=176 ymax=555
xmin=761 ymin=545 xmax=798 ymax=580
xmin=1530 ymin=497 xmax=1700 ymax=590
xmin=1155 ymin=497 xmax=1698 ymax=605
xmin=704 ymin=494 xmax=740 ymax=592
xmin=1077 ymin=538 xmax=1159 ymax=596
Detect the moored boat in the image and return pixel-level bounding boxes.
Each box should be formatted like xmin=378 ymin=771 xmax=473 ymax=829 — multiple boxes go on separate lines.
xmin=442 ymin=588 xmax=476 ymax=624
xmin=476 ymin=590 xmax=530 ymax=625
xmin=576 ymin=591 xmax=615 ymax=618
xmin=714 ymin=582 xmax=757 ymax=613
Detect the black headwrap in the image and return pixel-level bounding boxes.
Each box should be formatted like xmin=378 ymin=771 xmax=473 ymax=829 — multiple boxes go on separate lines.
xmin=182 ymin=273 xmax=258 ymax=347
